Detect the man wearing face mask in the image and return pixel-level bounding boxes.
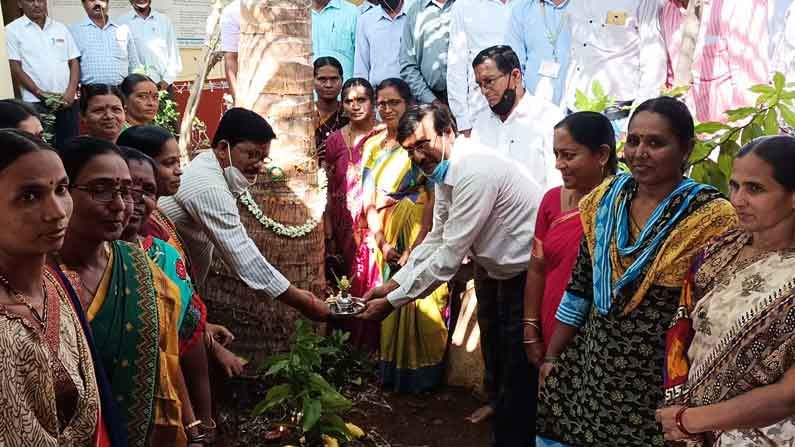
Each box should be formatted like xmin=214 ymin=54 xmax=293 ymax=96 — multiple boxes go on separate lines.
xmin=353 ymin=0 xmax=410 ymax=87
xmin=471 ymin=45 xmax=564 ymax=192
xmin=360 ymin=103 xmax=543 ymax=447
xmin=159 ymin=108 xmax=330 ymax=321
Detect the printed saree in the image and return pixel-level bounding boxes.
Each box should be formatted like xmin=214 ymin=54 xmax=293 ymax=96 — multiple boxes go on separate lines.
xmin=536 ymin=175 xmax=737 ymax=447
xmin=361 ymin=131 xmax=449 ymax=394
xmin=665 ymin=228 xmax=795 ymax=446
xmin=0 ymin=267 xmax=100 ymax=446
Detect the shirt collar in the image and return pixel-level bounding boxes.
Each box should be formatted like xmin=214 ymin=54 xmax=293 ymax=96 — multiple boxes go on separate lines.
xmin=540 ymin=0 xmax=569 ymax=9
xmin=81 ymin=16 xmax=118 ymax=29
xmin=424 ymin=0 xmax=452 ymax=9
xmin=128 ymin=8 xmax=157 ymax=20
xmin=21 ymin=15 xmax=52 ymax=29
xmin=378 ymin=4 xmax=408 ymax=20
xmin=319 ymin=0 xmax=342 ymax=12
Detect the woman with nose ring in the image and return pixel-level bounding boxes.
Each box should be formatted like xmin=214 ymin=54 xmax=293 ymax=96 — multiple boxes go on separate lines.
xmin=535 ymin=97 xmax=737 ymax=447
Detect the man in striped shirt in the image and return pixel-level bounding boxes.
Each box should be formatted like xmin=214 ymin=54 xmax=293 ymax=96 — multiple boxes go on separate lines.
xmin=159 ymin=108 xmax=330 ymax=320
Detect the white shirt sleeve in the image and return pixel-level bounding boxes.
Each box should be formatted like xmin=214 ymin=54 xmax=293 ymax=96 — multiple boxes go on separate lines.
xmin=635 ymin=0 xmax=668 ymax=104
xmin=353 ymin=14 xmax=370 ymax=80
xmin=219 ymin=3 xmax=241 ymax=53
xmin=6 ymin=25 xmax=21 ymax=61
xmin=182 ymin=187 xmax=291 ymax=299
xmin=66 ymin=24 xmax=81 ymax=60
xmin=446 ymin=5 xmax=473 ymax=131
xmin=163 ymin=16 xmax=182 ymax=83
xmin=386 ymin=173 xmax=498 ymax=308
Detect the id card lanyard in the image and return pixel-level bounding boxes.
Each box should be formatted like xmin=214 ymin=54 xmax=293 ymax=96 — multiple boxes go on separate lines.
xmin=540 ymin=0 xmax=567 ymax=63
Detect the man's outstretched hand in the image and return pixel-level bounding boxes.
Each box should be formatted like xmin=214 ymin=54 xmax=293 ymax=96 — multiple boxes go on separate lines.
xmin=277 ymin=286 xmax=331 ymax=321
xmin=357 ymin=298 xmax=394 ymax=321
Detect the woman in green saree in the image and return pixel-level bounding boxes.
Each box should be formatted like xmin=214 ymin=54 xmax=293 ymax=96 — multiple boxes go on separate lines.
xmin=54 ymin=137 xmax=202 ymax=447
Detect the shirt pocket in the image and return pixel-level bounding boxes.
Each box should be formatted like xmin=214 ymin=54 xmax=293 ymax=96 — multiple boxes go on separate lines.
xmin=113 ymin=35 xmax=129 ymax=60
xmin=599 ymin=10 xmax=638 ymax=52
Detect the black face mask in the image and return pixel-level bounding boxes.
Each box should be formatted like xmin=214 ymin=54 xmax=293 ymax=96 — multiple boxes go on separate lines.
xmin=381 ymin=0 xmax=401 ymax=13
xmin=490 ymin=84 xmax=517 ymax=116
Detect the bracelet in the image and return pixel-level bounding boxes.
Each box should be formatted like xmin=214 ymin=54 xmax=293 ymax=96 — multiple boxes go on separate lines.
xmin=522 ymin=338 xmax=541 ymax=345
xmin=200 ymin=418 xmax=217 ymax=430
xmin=521 ymin=321 xmax=541 ymax=331
xmin=185 ymin=420 xmax=203 ymax=430
xmin=521 ymin=318 xmax=541 ymax=323
xmin=675 ymin=407 xmax=697 ymax=437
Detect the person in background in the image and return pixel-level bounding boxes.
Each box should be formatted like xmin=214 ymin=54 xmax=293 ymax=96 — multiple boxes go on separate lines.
xmin=312 ymin=0 xmax=360 ymax=83
xmin=80 ymin=84 xmax=126 ymax=143
xmin=659 ymin=136 xmax=795 ymax=446
xmin=120 ymin=73 xmax=159 ymax=128
xmin=219 ymin=0 xmax=240 ymax=100
xmin=360 ymin=103 xmax=542 ymax=447
xmin=118 ymin=124 xmax=248 ymax=379
xmin=399 ymin=0 xmax=456 ymax=105
xmin=662 ymin=0 xmax=770 ymax=123
xmin=446 ymin=0 xmax=517 ymax=137
xmin=354 ymin=0 xmax=409 ymax=88
xmin=324 ymin=78 xmax=379 ymax=350
xmin=562 ymin=2 xmax=667 ymax=133
xmin=0 ymin=129 xmax=103 ymax=446
xmin=118 ymin=0 xmax=183 ymax=92
xmin=5 ymin=0 xmax=80 ymax=148
xmin=505 ymin=0 xmax=571 ymax=105
xmin=361 ymin=78 xmax=448 ymax=393
xmin=535 ymin=97 xmax=737 ymax=447
xmin=470 ymin=45 xmax=564 ymax=191
xmin=314 ymin=57 xmax=350 ymax=164
xmin=521 ymin=112 xmax=616 ymax=366
xmin=0 ymin=99 xmax=44 ymax=140
xmin=71 ymin=0 xmax=140 ymax=86
xmin=159 ymin=108 xmax=330 ymax=321
xmin=773 ymin=1 xmax=795 ymax=79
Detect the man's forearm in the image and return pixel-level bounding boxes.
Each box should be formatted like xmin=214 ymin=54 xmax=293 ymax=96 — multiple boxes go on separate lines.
xmin=67 ymin=59 xmax=80 ymax=94
xmin=10 ymin=62 xmax=43 ymax=98
xmin=224 ymin=52 xmax=239 ymax=98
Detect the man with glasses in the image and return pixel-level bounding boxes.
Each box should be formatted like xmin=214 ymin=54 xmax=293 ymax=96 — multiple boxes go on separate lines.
xmin=159 ymin=107 xmax=330 ymax=321
xmin=470 ymin=45 xmax=563 ymax=191
xmin=360 ymin=103 xmax=542 ymax=447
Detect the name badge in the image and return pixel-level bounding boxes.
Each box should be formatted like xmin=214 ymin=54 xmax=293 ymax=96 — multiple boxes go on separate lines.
xmin=606 ymin=10 xmax=627 ymax=26
xmin=538 ymin=60 xmax=561 ymax=79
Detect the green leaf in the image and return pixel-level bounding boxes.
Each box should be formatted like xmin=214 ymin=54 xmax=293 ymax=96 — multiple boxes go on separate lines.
xmin=763 ymin=109 xmax=780 ymax=135
xmin=316 ymin=414 xmax=350 ymax=441
xmin=302 ymin=397 xmax=322 ymax=432
xmin=717 ymin=140 xmax=739 ymax=179
xmin=253 ymin=384 xmax=292 ymax=415
xmin=725 ymin=107 xmax=759 ymax=123
xmin=592 ymin=80 xmax=606 ymax=99
xmin=779 ymin=104 xmax=795 ymax=128
xmin=740 ymin=123 xmax=763 ymax=145
xmin=688 ymin=141 xmax=716 ymax=164
xmin=750 ymin=83 xmax=776 ymax=95
xmin=574 ymin=89 xmax=591 ymax=111
xmin=774 ymin=72 xmax=786 ymax=93
xmin=690 ymin=160 xmax=728 ymax=194
xmin=694 ymin=122 xmax=730 ymax=135
xmin=265 ymin=359 xmax=289 ymax=377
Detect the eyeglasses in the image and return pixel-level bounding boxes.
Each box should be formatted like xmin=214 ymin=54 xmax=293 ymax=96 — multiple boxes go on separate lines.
xmin=376 ymin=99 xmax=404 ymax=110
xmin=70 ymin=184 xmax=134 ymax=203
xmin=476 ymin=73 xmax=509 ymax=91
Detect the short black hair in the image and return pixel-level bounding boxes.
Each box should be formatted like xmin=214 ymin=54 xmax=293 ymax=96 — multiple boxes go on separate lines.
xmin=736 ymin=135 xmax=795 ymax=191
xmin=59 ymin=136 xmax=123 ymax=182
xmin=0 ymin=129 xmax=54 ymax=174
xmin=630 ymin=96 xmax=695 ymax=150
xmin=119 ymin=146 xmax=158 ymax=176
xmin=314 ymin=56 xmax=343 ymax=78
xmin=0 ymin=99 xmax=40 ymax=129
xmin=376 ymin=78 xmax=415 ymax=106
xmin=555 ymin=112 xmax=618 ymax=174
xmin=120 ymin=73 xmax=157 ymax=98
xmin=472 ymin=45 xmax=521 ymax=75
xmin=212 ymin=107 xmax=277 ymax=148
xmin=118 ymin=125 xmax=175 ymax=159
xmin=80 ymin=84 xmax=125 ymax=115
xmin=397 ymin=103 xmax=456 ymax=145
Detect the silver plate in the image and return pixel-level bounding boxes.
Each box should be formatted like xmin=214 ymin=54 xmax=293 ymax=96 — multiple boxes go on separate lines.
xmin=327 ymin=297 xmax=366 ymax=317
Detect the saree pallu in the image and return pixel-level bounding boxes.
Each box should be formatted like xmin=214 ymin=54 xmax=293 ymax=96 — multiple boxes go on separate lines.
xmin=362 ymin=133 xmax=449 ymax=393
xmin=536 ymin=175 xmax=737 ymax=447
xmin=80 ymin=241 xmax=187 ymax=447
xmin=0 ymin=267 xmax=100 ymax=446
xmin=665 ymin=228 xmax=795 ymax=446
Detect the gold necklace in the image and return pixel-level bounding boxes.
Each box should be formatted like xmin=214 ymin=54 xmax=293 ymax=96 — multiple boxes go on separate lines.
xmin=0 ymin=272 xmax=47 ymax=329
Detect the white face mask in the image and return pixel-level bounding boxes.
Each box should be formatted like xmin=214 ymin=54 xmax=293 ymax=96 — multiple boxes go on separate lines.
xmin=222 ymin=143 xmax=258 ymax=196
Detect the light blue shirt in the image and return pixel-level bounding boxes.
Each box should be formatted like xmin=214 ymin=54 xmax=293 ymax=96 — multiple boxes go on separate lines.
xmin=71 ymin=17 xmax=140 ymax=85
xmin=505 ymin=0 xmax=571 ymax=105
xmin=354 ymin=3 xmax=409 ymax=88
xmin=312 ymin=0 xmax=360 ymax=81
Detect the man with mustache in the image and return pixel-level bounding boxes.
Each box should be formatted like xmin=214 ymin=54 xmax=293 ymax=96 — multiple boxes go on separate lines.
xmin=71 ymin=0 xmax=140 ymax=86
xmin=353 ymin=0 xmax=409 ymax=87
xmin=159 ymin=108 xmax=331 ymax=322
xmin=5 ymin=0 xmax=81 ymax=147
xmin=360 ymin=103 xmax=543 ymax=447
xmin=118 ymin=0 xmax=182 ymax=92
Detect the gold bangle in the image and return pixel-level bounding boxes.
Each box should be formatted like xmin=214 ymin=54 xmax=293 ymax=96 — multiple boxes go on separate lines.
xmin=521 ymin=321 xmax=541 ymax=331
xmin=185 ymin=420 xmax=202 ymax=430
xmin=521 ymin=318 xmax=541 ymax=323
xmin=522 ymin=338 xmax=541 ymax=344
xmin=201 ymin=418 xmax=217 ymax=430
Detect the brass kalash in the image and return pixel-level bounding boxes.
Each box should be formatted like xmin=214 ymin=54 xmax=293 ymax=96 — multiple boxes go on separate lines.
xmin=326 ymin=275 xmax=365 ymax=317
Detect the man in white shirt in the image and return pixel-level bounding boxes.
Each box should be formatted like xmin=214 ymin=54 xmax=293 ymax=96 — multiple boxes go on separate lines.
xmin=6 ymin=0 xmax=81 ymax=147
xmin=361 ymin=103 xmax=541 ymax=447
xmin=563 ymin=1 xmax=667 ymax=130
xmin=159 ymin=108 xmax=329 ymax=321
xmin=471 ymin=45 xmax=563 ymax=191
xmin=218 ymin=0 xmax=240 ymax=99
xmin=446 ymin=0 xmax=517 ymax=136
xmin=118 ymin=0 xmax=183 ymax=91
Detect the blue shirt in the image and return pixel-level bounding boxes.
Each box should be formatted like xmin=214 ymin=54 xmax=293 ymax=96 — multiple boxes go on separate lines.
xmin=312 ymin=0 xmax=360 ymax=81
xmin=354 ymin=4 xmax=410 ymax=88
xmin=505 ymin=0 xmax=571 ymax=105
xmin=71 ymin=17 xmax=140 ymax=85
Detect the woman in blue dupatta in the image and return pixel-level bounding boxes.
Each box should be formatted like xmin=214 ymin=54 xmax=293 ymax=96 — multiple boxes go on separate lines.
xmin=535 ymin=97 xmax=738 ymax=447
xmin=53 ymin=137 xmax=203 ymax=447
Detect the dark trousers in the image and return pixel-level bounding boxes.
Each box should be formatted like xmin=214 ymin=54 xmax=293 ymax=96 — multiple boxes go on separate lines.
xmin=474 ymin=267 xmax=537 ymax=447
xmin=31 ymin=101 xmax=79 ymax=148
